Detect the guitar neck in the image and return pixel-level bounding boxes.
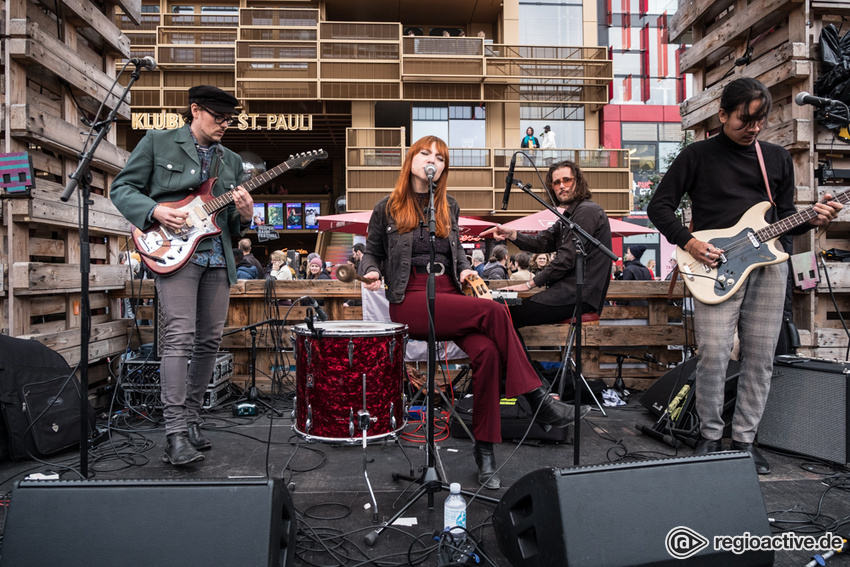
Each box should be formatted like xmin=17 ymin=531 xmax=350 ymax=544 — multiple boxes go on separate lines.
xmin=203 ymin=161 xmax=293 ymax=217
xmin=756 ymin=189 xmax=850 ymax=242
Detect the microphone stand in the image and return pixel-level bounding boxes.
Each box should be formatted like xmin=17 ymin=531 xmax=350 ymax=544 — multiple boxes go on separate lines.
xmin=222 ymin=318 xmax=284 ymax=416
xmin=509 ymin=177 xmax=617 ymax=466
xmin=61 ymin=61 xmax=146 ymax=478
xmin=366 ymin=174 xmax=497 ymax=548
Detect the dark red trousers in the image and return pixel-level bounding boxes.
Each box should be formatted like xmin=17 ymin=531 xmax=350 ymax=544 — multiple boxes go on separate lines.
xmin=389 ymin=271 xmax=541 ymax=442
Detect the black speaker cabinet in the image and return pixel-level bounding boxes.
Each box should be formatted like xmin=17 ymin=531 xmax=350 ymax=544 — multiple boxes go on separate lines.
xmin=0 ymin=477 xmax=296 ymax=567
xmin=640 ymin=358 xmax=741 ymax=417
xmin=759 ymin=357 xmax=850 ymax=465
xmin=493 ymin=453 xmax=773 ymax=567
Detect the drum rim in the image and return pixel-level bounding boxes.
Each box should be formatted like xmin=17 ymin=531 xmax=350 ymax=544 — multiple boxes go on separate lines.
xmin=292 ymin=321 xmax=407 ymax=336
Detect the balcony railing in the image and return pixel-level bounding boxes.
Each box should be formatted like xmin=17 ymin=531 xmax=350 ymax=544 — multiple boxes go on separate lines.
xmin=345 ymin=128 xmax=631 ymax=216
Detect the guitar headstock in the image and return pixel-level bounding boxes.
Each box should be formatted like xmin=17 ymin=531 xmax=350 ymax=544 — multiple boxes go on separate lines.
xmin=287 ymin=150 xmax=328 ymax=170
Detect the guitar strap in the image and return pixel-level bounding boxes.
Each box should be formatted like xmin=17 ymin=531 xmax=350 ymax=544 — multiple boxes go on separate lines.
xmin=754 ymin=141 xmax=775 ymax=206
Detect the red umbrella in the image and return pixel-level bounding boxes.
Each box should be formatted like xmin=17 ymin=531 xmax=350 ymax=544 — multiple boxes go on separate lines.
xmin=500 ymin=209 xmax=657 ymax=237
xmin=316 ymin=212 xmax=496 ymax=236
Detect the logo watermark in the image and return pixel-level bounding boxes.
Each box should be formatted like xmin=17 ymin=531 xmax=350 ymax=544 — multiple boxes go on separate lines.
xmin=665 ymin=527 xmax=844 ymax=559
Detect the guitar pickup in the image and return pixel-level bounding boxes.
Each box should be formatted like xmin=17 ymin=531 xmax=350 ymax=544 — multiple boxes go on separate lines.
xmin=681 ymin=263 xmax=695 ymax=281
xmin=747 ymin=232 xmax=760 ymax=248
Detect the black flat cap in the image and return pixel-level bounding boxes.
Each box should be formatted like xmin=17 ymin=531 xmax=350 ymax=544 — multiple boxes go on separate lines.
xmin=188 ymin=85 xmax=239 ymax=114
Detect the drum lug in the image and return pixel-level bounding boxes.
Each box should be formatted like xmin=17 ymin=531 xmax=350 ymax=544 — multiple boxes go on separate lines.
xmin=292 ymin=395 xmax=297 ymax=420
xmin=349 ymin=408 xmax=355 ymax=438
xmin=348 ymin=338 xmax=355 ymax=368
xmin=389 ymin=337 xmax=396 ymax=361
xmin=390 ymin=402 xmax=396 ymax=429
xmin=307 ymin=373 xmax=314 ymax=388
xmin=305 ymin=338 xmax=312 ymax=367
xmin=306 ymin=405 xmax=312 ymax=434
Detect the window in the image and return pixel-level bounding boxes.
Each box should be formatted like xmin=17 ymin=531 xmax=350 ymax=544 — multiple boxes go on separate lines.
xmin=519 ymin=2 xmax=584 ymax=46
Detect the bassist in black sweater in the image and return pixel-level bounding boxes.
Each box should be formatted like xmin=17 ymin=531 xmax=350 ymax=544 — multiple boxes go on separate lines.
xmin=648 ymin=78 xmax=842 ymax=474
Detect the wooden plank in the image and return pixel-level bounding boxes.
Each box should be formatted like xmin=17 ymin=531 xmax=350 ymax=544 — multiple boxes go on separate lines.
xmin=681 ymin=42 xmax=806 ymax=117
xmin=29 ymin=237 xmax=66 ymax=258
xmin=678 ymin=0 xmax=804 ymax=73
xmin=19 ymin=319 xmax=130 ymax=365
xmin=669 ymin=0 xmax=732 ymax=43
xmin=7 ymin=20 xmax=131 ymax=117
xmin=12 ymin=262 xmax=130 ymax=293
xmin=114 ymin=0 xmax=142 ymax=26
xmin=22 ymin=180 xmax=132 ymax=234
xmin=47 ymin=0 xmax=131 ymax=56
xmin=8 ymin=104 xmax=129 ymax=173
xmin=584 ymin=324 xmax=692 ymax=346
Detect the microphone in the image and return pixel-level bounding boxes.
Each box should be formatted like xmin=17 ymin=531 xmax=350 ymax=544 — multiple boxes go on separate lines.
xmin=795 ymin=91 xmax=839 ymax=108
xmin=308 ymin=297 xmax=329 ymax=322
xmin=502 ymin=153 xmax=516 ymax=210
xmin=129 ymin=56 xmax=157 ymax=70
xmin=424 ymin=164 xmax=437 ymax=181
xmin=642 ymin=352 xmax=661 ymax=365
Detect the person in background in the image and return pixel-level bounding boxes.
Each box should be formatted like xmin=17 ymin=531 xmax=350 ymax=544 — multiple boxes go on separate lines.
xmin=521 ymin=127 xmax=540 ymax=165
xmin=620 ymin=245 xmax=653 ymax=281
xmin=530 ymin=253 xmax=549 ymax=275
xmin=269 ymin=250 xmax=293 ymax=280
xmin=481 ymin=244 xmax=509 ymax=279
xmin=471 ymin=249 xmax=486 ymax=277
xmin=238 ymin=238 xmax=264 ymax=276
xmin=647 ymin=77 xmax=842 ymax=474
xmin=510 ymin=251 xmax=533 ymax=281
xmin=360 ymin=135 xmax=583 ymax=490
xmin=540 ymin=125 xmax=557 ymax=165
xmin=646 ymin=259 xmax=657 ymax=279
xmin=307 ymin=256 xmax=331 ymax=280
xmin=110 ymin=84 xmax=253 ymax=466
xmin=233 ymin=249 xmax=258 ymax=279
xmin=352 ymin=243 xmax=365 ymax=271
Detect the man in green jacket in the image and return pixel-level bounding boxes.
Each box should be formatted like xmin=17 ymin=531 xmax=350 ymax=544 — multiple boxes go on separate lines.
xmin=111 ymin=85 xmax=253 ymax=466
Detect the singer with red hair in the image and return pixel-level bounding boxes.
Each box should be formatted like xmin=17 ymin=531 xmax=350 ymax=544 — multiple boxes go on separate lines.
xmin=359 ymin=136 xmax=584 ymax=489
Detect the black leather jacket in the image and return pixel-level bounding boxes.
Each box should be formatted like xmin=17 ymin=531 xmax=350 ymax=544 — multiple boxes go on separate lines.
xmin=359 ymin=195 xmax=472 ymax=303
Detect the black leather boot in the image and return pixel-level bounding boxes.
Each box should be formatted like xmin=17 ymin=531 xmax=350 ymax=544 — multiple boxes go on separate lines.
xmin=474 ymin=441 xmax=500 ymax=490
xmin=522 ymin=387 xmax=590 ymax=430
xmin=187 ymin=422 xmax=211 ymax=450
xmin=162 ymin=432 xmax=204 ymax=466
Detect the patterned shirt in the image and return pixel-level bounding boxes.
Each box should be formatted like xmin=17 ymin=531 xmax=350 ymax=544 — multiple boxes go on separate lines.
xmin=189 ymin=131 xmax=226 ymax=268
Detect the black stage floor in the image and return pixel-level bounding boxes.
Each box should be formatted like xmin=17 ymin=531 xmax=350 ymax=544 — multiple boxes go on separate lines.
xmin=0 ymin=387 xmax=848 ymax=567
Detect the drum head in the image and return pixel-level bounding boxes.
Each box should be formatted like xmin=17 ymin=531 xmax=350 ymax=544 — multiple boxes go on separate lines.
xmin=292 ymin=320 xmax=406 ymax=336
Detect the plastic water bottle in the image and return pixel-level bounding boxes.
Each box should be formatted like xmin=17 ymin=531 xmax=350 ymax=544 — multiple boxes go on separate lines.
xmin=443 ymin=482 xmax=467 ymax=541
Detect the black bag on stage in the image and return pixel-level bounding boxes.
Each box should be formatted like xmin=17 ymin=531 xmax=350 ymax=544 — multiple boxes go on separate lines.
xmin=0 ymin=336 xmax=95 ymax=460
xmin=449 ymin=395 xmax=571 ymax=443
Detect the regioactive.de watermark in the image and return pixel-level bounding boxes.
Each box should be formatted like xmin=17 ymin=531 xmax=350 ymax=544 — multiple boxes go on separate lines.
xmin=665 ymin=526 xmax=845 ymax=560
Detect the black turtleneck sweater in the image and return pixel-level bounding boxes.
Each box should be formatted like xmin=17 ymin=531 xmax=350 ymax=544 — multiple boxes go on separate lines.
xmin=647 ymin=129 xmax=809 ymax=249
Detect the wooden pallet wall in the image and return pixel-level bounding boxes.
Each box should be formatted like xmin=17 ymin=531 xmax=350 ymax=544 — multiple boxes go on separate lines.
xmin=1 ymin=0 xmax=137 ymax=386
xmin=669 ymin=0 xmax=850 ymax=358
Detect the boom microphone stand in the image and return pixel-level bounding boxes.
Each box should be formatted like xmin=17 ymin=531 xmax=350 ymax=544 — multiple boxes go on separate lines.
xmin=365 ymin=168 xmax=497 ymax=547
xmin=222 ymin=319 xmax=283 ymax=416
xmin=507 ymin=166 xmax=617 ymax=466
xmin=61 ymin=60 xmax=150 ymax=477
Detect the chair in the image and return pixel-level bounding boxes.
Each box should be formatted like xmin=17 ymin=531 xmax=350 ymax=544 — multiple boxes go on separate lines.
xmin=552 ymin=312 xmax=606 ymax=415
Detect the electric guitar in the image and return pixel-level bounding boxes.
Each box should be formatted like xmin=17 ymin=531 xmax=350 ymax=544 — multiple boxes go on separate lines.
xmin=677 ymin=192 xmax=849 ymax=304
xmin=132 ymin=150 xmax=327 ymax=275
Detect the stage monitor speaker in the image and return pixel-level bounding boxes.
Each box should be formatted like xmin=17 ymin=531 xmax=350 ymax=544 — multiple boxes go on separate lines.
xmin=0 ymin=477 xmax=296 ymax=567
xmin=759 ymin=357 xmax=850 ymax=465
xmin=493 ymin=453 xmax=773 ymax=567
xmin=640 ymin=358 xmax=740 ymax=419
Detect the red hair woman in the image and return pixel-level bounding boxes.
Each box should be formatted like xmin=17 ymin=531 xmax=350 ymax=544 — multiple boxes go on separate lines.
xmin=360 ymin=136 xmax=584 ymax=489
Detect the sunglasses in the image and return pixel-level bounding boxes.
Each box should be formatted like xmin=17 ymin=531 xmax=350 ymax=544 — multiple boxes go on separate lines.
xmin=552 ymin=177 xmax=576 ymax=187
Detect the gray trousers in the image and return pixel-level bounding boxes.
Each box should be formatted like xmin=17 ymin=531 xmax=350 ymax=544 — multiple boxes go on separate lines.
xmin=155 ymin=263 xmax=230 ymax=435
xmin=693 ymin=262 xmax=787 ymax=443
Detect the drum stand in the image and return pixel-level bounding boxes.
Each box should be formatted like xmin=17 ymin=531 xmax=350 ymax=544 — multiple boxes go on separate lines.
xmin=365 ymin=175 xmax=498 ymax=548
xmin=356 ymin=373 xmax=381 ymax=523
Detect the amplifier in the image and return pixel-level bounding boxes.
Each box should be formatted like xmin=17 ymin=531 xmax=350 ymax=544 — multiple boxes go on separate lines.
xmin=759 ymin=356 xmax=850 ymax=465
xmin=120 ymin=351 xmax=233 ymax=393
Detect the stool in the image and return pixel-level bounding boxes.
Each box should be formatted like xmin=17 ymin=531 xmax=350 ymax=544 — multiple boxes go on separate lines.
xmin=553 ymin=312 xmax=606 ymax=415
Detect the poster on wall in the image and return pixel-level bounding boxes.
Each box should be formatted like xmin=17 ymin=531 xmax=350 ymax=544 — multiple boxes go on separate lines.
xmin=304 ymin=203 xmax=320 ymax=229
xmin=286 ymin=203 xmax=303 ymax=230
xmin=250 ymin=203 xmax=266 ymax=229
xmin=267 ymin=203 xmax=284 ymax=229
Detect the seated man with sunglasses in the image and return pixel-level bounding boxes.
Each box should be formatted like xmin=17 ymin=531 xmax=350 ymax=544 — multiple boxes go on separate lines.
xmin=482 ymin=160 xmax=612 ymax=329
xmin=111 ymin=85 xmax=253 ymax=466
